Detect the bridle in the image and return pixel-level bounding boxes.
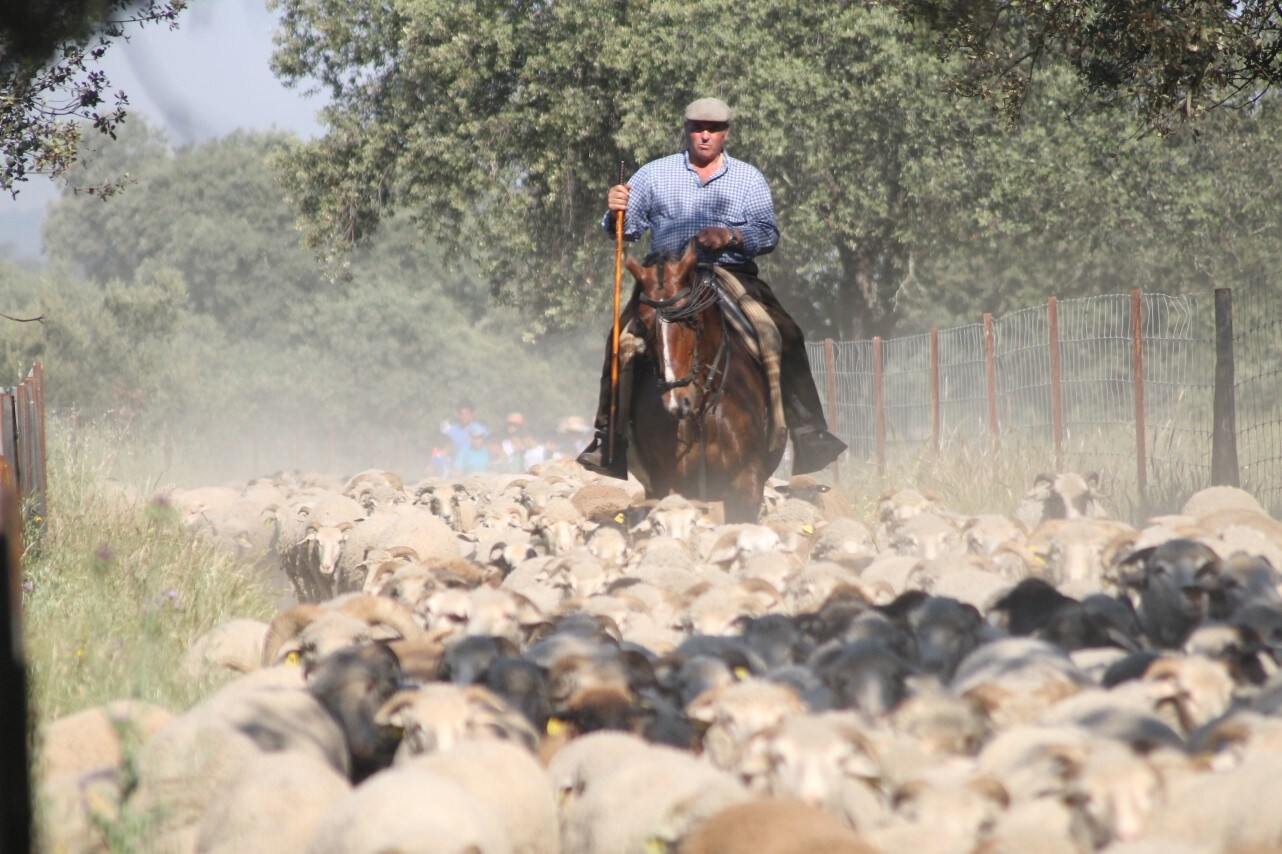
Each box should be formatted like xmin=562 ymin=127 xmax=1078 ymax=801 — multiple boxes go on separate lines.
xmin=638 ymin=264 xmax=730 ymax=401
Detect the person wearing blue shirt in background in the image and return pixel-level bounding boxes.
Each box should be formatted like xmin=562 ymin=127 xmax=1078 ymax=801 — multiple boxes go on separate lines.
xmin=441 ymin=399 xmax=486 ymax=458
xmin=452 ymin=422 xmax=490 ymax=475
xmin=577 ymin=97 xmax=847 ymax=479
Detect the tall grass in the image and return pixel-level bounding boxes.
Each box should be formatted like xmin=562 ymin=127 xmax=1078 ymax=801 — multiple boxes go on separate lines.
xmin=23 ymin=416 xmax=277 ymax=723
xmin=835 ymin=428 xmax=1203 ymax=523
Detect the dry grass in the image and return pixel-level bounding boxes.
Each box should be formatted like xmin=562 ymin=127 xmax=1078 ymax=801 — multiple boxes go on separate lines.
xmin=834 ymin=428 xmax=1205 ymax=524
xmin=23 ymin=416 xmax=277 ymax=724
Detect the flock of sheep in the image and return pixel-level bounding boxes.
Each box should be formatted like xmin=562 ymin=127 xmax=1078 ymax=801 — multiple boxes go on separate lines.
xmin=35 ymin=460 xmax=1282 ymax=853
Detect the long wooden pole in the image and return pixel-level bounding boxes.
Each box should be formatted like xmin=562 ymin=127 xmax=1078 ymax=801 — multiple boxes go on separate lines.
xmin=608 ymin=161 xmax=626 ymax=464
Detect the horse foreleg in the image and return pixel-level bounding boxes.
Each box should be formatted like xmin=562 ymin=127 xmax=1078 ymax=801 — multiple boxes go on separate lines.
xmin=724 ymin=465 xmax=766 ymax=523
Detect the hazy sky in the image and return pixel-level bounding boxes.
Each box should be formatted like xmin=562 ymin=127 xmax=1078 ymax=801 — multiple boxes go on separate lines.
xmin=0 ymin=0 xmax=327 ymax=258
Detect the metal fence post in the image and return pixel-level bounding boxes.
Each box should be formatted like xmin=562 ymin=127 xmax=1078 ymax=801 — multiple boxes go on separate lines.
xmin=1048 ymin=298 xmax=1064 ymax=472
xmin=1212 ymin=287 xmax=1240 ymax=486
xmin=930 ymin=328 xmax=940 ymax=457
xmin=1131 ymin=290 xmax=1147 ymax=499
xmin=823 ymin=339 xmax=840 ymax=481
xmin=873 ymin=336 xmax=885 ymax=478
xmin=983 ymin=313 xmax=999 ymax=454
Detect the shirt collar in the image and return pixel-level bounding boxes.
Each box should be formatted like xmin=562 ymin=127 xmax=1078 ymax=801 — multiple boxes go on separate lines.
xmin=683 ymin=149 xmax=730 ymax=181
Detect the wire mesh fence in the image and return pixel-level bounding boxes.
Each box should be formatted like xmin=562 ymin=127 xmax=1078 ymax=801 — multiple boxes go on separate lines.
xmin=1232 ymin=285 xmax=1282 ymax=512
xmin=804 ymin=289 xmax=1282 ymax=513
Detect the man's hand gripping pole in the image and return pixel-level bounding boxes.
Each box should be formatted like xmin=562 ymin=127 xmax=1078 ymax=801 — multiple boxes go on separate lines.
xmin=608 ymin=161 xmax=625 ymax=465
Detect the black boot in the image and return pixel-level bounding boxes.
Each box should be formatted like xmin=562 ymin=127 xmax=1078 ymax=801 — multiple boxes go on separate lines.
xmin=791 ymin=427 xmax=847 ymax=475
xmin=576 ymin=430 xmax=628 ymax=480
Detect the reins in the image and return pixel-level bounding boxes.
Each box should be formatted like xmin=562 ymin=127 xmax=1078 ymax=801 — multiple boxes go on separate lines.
xmin=640 ymin=266 xmax=733 ymax=500
xmin=640 ymin=267 xmax=728 ymax=395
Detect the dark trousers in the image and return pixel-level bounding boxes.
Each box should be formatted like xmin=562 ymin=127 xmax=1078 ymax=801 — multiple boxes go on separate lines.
xmin=591 ymin=264 xmax=830 ymax=435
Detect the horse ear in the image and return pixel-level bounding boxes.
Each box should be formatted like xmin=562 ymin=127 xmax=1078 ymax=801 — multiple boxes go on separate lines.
xmin=625 ymin=255 xmax=647 ymax=283
xmin=675 ymin=239 xmax=698 ymax=279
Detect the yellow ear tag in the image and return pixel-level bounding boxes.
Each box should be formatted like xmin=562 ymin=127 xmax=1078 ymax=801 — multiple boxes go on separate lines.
xmin=546 ymin=717 xmax=567 ymax=736
xmin=285 ymin=651 xmax=302 ymax=666
xmin=644 ymin=838 xmax=668 ymax=854
xmin=614 ymin=512 xmax=626 ymax=523
xmin=802 ymin=523 xmax=815 ymax=534
xmin=732 ymin=666 xmax=750 ymax=680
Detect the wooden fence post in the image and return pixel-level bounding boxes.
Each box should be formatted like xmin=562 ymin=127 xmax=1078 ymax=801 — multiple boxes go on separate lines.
xmin=26 ymin=361 xmax=46 ymax=523
xmin=1212 ymin=287 xmax=1240 ymax=486
xmin=0 ymin=457 xmax=30 ymax=854
xmin=823 ymin=339 xmax=840 ymax=481
xmin=930 ymin=328 xmax=940 ymax=457
xmin=1130 ymin=290 xmax=1147 ymax=499
xmin=1048 ymin=298 xmax=1064 ymax=472
xmin=983 ymin=313 xmax=999 ymax=454
xmin=873 ymin=336 xmax=885 ymax=478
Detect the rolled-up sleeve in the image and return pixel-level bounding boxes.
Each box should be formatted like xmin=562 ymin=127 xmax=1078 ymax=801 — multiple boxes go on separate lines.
xmin=738 ymin=172 xmax=779 ymax=257
xmin=601 ymin=168 xmax=652 ymax=241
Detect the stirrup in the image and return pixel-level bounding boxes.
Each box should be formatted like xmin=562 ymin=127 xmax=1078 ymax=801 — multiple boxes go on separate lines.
xmin=576 ymin=432 xmax=628 ymax=480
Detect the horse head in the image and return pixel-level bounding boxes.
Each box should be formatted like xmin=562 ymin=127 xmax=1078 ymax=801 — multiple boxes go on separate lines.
xmin=628 ymin=241 xmax=723 ymax=420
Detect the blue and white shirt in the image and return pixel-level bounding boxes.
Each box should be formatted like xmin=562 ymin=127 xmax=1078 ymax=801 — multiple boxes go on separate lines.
xmin=602 ymin=150 xmax=780 ymax=266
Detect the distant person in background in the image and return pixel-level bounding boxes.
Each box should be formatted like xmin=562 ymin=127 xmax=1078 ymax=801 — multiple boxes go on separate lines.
xmin=452 ymin=423 xmax=490 ymax=475
xmin=498 ymin=412 xmax=529 ymax=472
xmin=441 ymin=399 xmax=486 ymax=458
xmin=428 ymin=446 xmax=452 ymax=478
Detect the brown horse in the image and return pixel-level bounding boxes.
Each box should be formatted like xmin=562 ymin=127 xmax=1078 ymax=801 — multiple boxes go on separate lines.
xmin=623 ymin=243 xmax=783 ymax=523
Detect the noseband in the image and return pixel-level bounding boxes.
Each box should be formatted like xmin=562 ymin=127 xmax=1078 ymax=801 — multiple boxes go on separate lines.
xmin=639 ymin=265 xmax=729 ymax=397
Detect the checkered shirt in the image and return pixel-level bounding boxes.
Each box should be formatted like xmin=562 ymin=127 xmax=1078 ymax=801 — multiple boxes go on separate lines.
xmin=602 ymin=150 xmax=780 ymax=265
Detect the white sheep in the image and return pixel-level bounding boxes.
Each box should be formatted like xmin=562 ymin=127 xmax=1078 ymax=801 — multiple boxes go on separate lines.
xmin=305 ymin=766 xmax=513 ymax=854
xmin=738 ymin=712 xmax=888 ymax=831
xmin=194 ymin=750 xmax=351 ymax=854
xmin=679 ymin=797 xmax=876 ymax=854
xmin=377 ymin=683 xmax=539 ymax=759
xmin=559 ymin=742 xmax=751 ymax=854
xmin=403 ymin=740 xmax=559 ymax=854
xmin=1180 ymin=485 xmax=1267 ymax=520
xmin=342 ymin=468 xmax=406 ymax=512
xmin=37 ymin=700 xmax=174 ymax=784
xmin=686 ymin=679 xmax=807 ymax=772
xmin=1145 ymin=752 xmax=1282 ymax=850
xmin=181 ymin=618 xmax=270 ymax=681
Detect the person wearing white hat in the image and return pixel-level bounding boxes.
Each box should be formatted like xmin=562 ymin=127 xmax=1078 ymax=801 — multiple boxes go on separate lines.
xmin=577 ymin=97 xmax=846 ymax=479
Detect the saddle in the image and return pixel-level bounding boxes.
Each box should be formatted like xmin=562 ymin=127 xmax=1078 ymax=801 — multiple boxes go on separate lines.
xmin=619 ymin=265 xmax=788 ymax=452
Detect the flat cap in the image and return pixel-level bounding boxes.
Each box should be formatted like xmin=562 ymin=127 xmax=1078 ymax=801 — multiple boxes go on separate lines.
xmin=684 ymin=97 xmax=732 ymax=123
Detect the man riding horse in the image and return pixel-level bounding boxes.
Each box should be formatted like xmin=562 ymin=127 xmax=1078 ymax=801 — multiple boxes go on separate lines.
xmin=578 ymin=96 xmax=848 ymax=480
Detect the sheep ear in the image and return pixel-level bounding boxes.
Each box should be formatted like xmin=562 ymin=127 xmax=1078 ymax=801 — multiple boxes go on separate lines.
xmin=1119 ymin=546 xmax=1157 ymax=567
xmin=891 ymin=780 xmax=926 ymax=811
xmin=840 ymin=750 xmax=880 ymax=781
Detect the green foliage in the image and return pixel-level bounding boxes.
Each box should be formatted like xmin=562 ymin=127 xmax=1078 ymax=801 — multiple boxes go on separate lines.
xmin=0 ymin=0 xmax=187 ymax=196
xmin=8 ymin=123 xmax=599 ymax=484
xmin=270 ymin=0 xmax=1282 ymax=341
xmin=44 ymin=124 xmax=330 ymax=336
xmin=900 ymin=0 xmax=1282 ymax=132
